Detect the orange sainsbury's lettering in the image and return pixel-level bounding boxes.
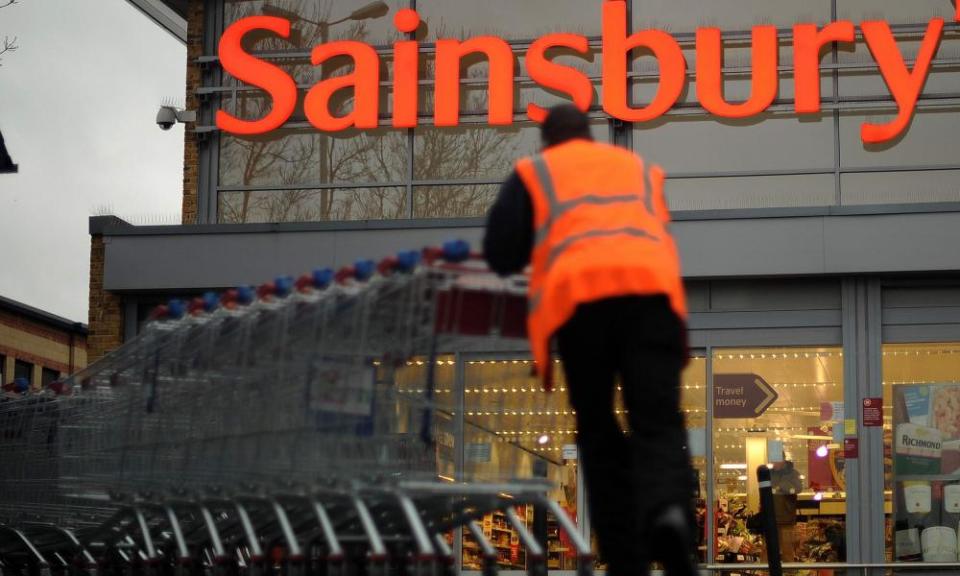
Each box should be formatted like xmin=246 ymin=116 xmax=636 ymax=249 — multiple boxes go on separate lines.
xmin=602 ymin=0 xmax=685 ymax=122
xmin=392 ymin=9 xmax=421 ymax=128
xmin=216 ymin=16 xmax=298 ymax=135
xmin=793 ymin=21 xmax=856 ymax=114
xmin=860 ymin=18 xmax=944 ymax=144
xmin=697 ymin=25 xmax=779 ymax=118
xmin=526 ymin=34 xmax=594 ymax=123
xmin=304 ymin=41 xmax=381 ymax=131
xmin=216 ymin=11 xmax=949 ymax=144
xmin=435 ymin=37 xmax=515 ymax=127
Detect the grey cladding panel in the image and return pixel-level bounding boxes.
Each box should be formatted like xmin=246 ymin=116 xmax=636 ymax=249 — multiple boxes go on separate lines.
xmin=671 ymin=216 xmax=827 ymax=277
xmin=102 ymin=212 xmax=960 ymax=292
xmin=685 ymin=281 xmax=710 ymax=313
xmin=823 ymin=212 xmax=960 ymax=273
xmin=708 ymin=279 xmax=842 ymax=311
xmin=103 ymin=227 xmax=485 ymax=291
xmin=884 ymin=286 xmax=960 ymax=309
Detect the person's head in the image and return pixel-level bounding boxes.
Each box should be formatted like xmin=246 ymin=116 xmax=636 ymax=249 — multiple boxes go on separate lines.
xmin=541 ymin=104 xmax=593 ymax=148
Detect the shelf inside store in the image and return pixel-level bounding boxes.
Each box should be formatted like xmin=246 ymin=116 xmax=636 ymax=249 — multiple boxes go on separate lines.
xmin=895 ymin=473 xmax=960 ymax=482
xmin=796 ymin=495 xmax=891 ymax=515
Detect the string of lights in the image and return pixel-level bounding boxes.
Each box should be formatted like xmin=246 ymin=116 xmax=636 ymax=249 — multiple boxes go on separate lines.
xmin=682 ymin=381 xmax=839 ymax=390
xmin=714 ymin=351 xmax=841 ymax=360
xmin=396 ymin=348 xmax=960 ymax=368
xmin=715 ymin=426 xmax=808 ymax=433
xmin=884 ymin=380 xmax=960 ymax=385
xmin=401 ymin=382 xmax=841 ymax=395
xmin=464 ymin=410 xmax=578 ymax=417
xmin=495 ymin=430 xmax=577 ymax=436
xmin=883 ymin=349 xmax=960 ymax=356
xmin=680 ymin=405 xmax=822 ymax=414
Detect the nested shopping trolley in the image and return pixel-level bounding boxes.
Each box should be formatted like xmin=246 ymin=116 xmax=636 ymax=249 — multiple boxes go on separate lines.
xmin=0 ymin=242 xmax=592 ymax=576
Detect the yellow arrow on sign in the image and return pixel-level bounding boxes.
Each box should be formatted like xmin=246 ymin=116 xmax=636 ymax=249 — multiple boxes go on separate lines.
xmin=754 ymin=377 xmax=778 ymax=415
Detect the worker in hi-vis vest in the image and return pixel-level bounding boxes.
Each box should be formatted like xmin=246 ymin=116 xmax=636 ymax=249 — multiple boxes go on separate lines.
xmin=484 ymin=105 xmax=697 ymax=576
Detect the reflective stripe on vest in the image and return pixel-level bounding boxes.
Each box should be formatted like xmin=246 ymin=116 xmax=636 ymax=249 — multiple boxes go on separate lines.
xmin=531 ymin=155 xmax=655 ymax=247
xmin=527 ymin=154 xmax=662 ymax=314
xmin=528 ymin=225 xmax=661 ymax=314
xmin=642 ymin=166 xmax=656 ymax=217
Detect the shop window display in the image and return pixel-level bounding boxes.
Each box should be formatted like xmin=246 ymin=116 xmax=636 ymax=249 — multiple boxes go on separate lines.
xmin=460 ymin=359 xmax=580 ymax=571
xmin=884 ymin=343 xmax=960 ymax=564
xmin=590 ymin=355 xmax=708 ymax=570
xmin=713 ymin=347 xmax=846 ymax=565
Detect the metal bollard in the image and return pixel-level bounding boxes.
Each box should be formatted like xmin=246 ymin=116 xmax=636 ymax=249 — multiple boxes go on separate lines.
xmin=756 ymin=466 xmax=783 ymax=576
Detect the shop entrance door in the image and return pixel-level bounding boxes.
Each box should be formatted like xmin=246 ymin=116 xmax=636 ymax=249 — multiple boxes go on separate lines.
xmin=709 ymin=347 xmax=847 ymax=568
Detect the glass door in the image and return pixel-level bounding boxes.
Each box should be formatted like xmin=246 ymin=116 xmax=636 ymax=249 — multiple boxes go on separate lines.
xmin=711 ymin=347 xmax=846 ymax=566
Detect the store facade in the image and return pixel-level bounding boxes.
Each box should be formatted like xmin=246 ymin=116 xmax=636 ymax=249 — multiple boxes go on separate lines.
xmin=99 ymin=0 xmax=960 ymax=572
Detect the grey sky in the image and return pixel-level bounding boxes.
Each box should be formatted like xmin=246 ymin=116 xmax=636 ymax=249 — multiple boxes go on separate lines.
xmin=0 ymin=0 xmax=185 ymax=323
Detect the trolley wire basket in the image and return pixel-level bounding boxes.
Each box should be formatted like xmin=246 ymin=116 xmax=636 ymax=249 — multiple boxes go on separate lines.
xmin=0 ymin=242 xmax=592 ymax=576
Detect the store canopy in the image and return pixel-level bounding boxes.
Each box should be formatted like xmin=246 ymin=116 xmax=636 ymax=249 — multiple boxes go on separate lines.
xmin=125 ymin=0 xmax=187 ymax=44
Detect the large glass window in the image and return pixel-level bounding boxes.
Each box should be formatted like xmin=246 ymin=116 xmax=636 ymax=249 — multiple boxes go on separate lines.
xmin=13 ymin=360 xmax=33 ymax=387
xmin=883 ymin=343 xmax=960 ymax=564
xmin=413 ymin=125 xmax=540 ymax=182
xmin=224 ymin=0 xmax=406 ymax=44
xmin=460 ymin=358 xmax=580 ymax=571
xmin=586 ymin=355 xmax=708 ymax=570
xmin=219 ymin=187 xmax=406 ymax=223
xmin=418 ymin=0 xmax=603 ymax=41
xmin=219 ymin=129 xmax=408 ymax=188
xmin=413 ymin=184 xmax=499 ymax=219
xmin=634 ymin=0 xmax=832 ymax=33
xmin=459 ymin=354 xmax=707 ymax=572
xmin=41 ymin=367 xmax=59 ymax=388
xmin=394 ymin=356 xmax=458 ymax=481
xmin=712 ymin=347 xmax=846 ymax=565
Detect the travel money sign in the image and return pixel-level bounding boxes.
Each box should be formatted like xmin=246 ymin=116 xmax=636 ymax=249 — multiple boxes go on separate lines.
xmin=217 ymin=0 xmax=958 ymax=144
xmin=714 ymin=373 xmax=779 ymax=419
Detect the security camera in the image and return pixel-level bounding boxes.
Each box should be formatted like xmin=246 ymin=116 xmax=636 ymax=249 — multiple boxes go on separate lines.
xmin=156 ymin=104 xmax=197 ymax=131
xmin=156 ymin=105 xmax=178 ymax=131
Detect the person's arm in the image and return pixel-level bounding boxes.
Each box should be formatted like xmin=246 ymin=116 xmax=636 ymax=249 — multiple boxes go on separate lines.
xmin=483 ymin=170 xmax=534 ymax=276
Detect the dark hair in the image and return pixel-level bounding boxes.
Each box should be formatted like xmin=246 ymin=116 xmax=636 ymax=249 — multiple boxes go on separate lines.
xmin=541 ymin=104 xmax=593 ymax=148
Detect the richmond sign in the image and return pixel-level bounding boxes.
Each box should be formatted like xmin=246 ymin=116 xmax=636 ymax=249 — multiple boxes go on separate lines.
xmin=216 ymin=0 xmax=956 ymax=144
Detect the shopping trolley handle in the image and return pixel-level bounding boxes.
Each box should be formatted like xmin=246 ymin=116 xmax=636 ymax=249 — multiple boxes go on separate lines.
xmin=422 ymin=239 xmax=480 ymax=264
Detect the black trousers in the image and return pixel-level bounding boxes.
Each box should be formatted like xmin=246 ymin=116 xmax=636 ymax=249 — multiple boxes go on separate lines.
xmin=556 ymin=295 xmax=693 ymax=576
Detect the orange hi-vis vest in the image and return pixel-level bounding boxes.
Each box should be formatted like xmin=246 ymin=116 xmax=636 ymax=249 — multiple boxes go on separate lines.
xmin=515 ymin=139 xmax=688 ymax=387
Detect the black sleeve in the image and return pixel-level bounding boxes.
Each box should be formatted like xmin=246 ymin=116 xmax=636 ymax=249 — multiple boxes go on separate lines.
xmin=483 ymin=170 xmax=534 ymax=276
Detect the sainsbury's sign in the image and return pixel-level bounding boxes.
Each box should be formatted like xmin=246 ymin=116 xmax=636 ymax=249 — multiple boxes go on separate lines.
xmin=216 ymin=0 xmax=956 ymax=144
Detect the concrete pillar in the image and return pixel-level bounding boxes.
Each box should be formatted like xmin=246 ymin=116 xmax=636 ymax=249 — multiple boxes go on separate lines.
xmin=3 ymin=355 xmax=13 ymax=384
xmin=31 ymin=363 xmax=42 ymax=390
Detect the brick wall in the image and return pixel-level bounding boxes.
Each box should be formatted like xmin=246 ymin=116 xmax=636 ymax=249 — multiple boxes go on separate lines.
xmin=86 ymin=3 xmax=206 ymax=362
xmin=0 ymin=309 xmax=81 ymax=347
xmin=182 ymin=0 xmax=205 ymax=224
xmin=87 ymin=235 xmax=124 ymax=363
xmin=0 ymin=319 xmax=86 ymax=376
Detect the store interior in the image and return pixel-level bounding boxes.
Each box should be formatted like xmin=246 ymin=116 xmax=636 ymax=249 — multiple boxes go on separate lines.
xmin=394 ymin=343 xmax=960 ymax=570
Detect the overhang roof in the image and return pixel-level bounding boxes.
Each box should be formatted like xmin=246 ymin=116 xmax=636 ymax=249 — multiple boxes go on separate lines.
xmin=126 ymin=0 xmax=188 ymax=44
xmin=0 ymin=295 xmax=88 ymax=335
